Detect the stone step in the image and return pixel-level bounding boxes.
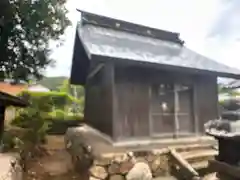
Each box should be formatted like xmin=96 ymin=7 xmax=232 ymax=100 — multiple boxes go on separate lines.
xmin=191 ymin=160 xmax=209 ymax=170
xmin=180 ymin=149 xmax=218 ymax=162
xmin=175 ymin=144 xmax=216 ymax=153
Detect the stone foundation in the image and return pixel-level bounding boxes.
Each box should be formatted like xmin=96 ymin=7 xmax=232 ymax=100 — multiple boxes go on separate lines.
xmin=70 ymin=147 xmax=169 ymax=180
xmin=65 ymin=125 xmax=215 ymax=180
xmin=65 ymin=126 xmax=171 ymax=179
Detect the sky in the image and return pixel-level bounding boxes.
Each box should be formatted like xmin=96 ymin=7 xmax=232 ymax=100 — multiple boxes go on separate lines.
xmin=46 ymin=0 xmax=240 ymax=78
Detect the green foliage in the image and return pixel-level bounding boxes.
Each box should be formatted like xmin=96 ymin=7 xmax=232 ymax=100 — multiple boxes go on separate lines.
xmin=47 ymin=109 xmax=83 ymax=121
xmin=58 ymin=79 xmax=70 ymax=92
xmin=0 ymin=0 xmax=70 ymax=81
xmin=1 ymin=130 xmax=16 ymax=151
xmin=18 ymin=90 xmax=79 ymax=109
xmin=12 ymin=90 xmax=83 ymax=128
xmin=13 ymin=92 xmax=51 ymax=141
xmin=58 ymin=79 xmax=85 ymax=98
xmin=48 ymin=109 xmax=65 ymax=119
xmin=218 ymin=85 xmax=240 ymax=96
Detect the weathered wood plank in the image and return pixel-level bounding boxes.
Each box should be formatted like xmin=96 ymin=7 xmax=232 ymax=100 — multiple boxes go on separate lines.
xmin=169 ymin=148 xmax=199 ymax=179
xmin=87 ymin=63 xmax=104 ymax=80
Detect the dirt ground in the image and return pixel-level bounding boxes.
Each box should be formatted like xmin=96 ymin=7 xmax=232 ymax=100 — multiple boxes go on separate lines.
xmin=24 ymin=135 xmax=80 ymax=180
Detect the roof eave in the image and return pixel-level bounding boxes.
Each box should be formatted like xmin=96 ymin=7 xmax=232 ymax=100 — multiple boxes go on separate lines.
xmin=0 ymin=91 xmax=29 ymax=107
xmin=92 ymin=54 xmax=240 ymax=79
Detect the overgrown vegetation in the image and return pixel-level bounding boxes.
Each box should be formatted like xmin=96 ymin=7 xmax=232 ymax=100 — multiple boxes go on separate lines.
xmin=2 ymin=85 xmax=84 ymax=172
xmin=0 ymin=0 xmax=70 ymax=81
xmin=218 ymin=84 xmax=240 ymax=97
xmin=2 ymin=92 xmax=52 ymax=171
xmin=11 ymin=91 xmax=83 ymax=128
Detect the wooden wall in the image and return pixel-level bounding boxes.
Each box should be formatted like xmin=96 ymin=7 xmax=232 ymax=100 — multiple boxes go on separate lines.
xmin=84 ymin=62 xmax=114 ymax=137
xmin=194 ymin=76 xmax=218 ymax=133
xmin=113 ymin=65 xmax=218 ymax=140
xmin=113 ymin=66 xmax=150 ymax=140
xmin=84 ymin=63 xmax=219 ymax=141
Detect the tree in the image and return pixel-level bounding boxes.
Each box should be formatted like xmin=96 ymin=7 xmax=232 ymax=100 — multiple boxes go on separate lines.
xmin=58 ymin=79 xmax=85 ymax=113
xmin=58 ymin=79 xmax=70 ymax=93
xmin=218 ymin=84 xmax=240 ymax=97
xmin=0 ymin=0 xmax=70 ymax=82
xmin=58 ymin=79 xmax=85 ymax=98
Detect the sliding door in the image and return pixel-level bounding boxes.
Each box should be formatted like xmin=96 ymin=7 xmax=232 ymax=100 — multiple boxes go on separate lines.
xmin=150 ymin=83 xmax=194 ymax=137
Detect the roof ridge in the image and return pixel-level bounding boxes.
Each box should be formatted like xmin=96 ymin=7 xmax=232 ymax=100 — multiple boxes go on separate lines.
xmin=77 ymin=9 xmax=184 ymax=45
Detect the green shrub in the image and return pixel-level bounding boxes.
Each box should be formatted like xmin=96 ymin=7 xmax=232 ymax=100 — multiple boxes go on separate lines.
xmin=2 ymin=130 xmax=16 ymax=152
xmin=48 ymin=109 xmax=65 ymax=119
xmin=18 ymin=91 xmax=80 ymax=109
xmin=11 ymin=91 xmax=52 ymax=144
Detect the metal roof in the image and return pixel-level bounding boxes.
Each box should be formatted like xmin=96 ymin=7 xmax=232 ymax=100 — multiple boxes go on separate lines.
xmin=70 ymin=11 xmax=240 ymax=85
xmin=77 ymin=23 xmax=240 ymax=77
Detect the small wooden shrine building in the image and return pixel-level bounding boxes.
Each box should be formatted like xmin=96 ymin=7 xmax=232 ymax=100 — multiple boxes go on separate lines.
xmin=0 ymin=91 xmax=28 ymax=140
xmin=70 ymin=10 xmax=240 ymax=142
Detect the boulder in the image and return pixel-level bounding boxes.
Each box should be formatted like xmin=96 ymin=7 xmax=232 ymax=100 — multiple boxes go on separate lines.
xmin=126 ymin=162 xmax=152 ymax=180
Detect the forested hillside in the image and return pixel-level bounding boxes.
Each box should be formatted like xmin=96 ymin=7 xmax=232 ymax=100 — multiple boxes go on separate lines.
xmin=38 ymin=76 xmax=67 ymax=91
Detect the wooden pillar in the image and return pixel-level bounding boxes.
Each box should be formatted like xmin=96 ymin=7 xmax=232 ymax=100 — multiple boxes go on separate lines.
xmin=149 ymin=85 xmax=153 ymax=137
xmin=174 ymin=84 xmax=180 ymax=138
xmin=0 ymin=105 xmax=5 ymax=142
xmin=104 ymin=62 xmax=116 ymax=140
xmin=193 ymin=83 xmax=199 ymax=135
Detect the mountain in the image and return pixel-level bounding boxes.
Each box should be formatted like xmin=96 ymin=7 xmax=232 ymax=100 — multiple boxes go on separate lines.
xmin=38 ymin=76 xmax=67 ymax=91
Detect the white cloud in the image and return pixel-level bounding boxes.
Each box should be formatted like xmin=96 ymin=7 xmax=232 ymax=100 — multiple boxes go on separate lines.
xmin=46 ymin=0 xmax=240 ymax=78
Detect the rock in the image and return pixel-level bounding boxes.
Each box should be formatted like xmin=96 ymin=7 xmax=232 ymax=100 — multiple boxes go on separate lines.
xmin=114 ymin=154 xmax=129 ymax=163
xmin=126 ymin=162 xmax=152 ymax=180
xmin=74 ymin=153 xmax=94 ymax=172
xmin=90 ymin=176 xmax=101 ymax=180
xmin=146 ymin=153 xmax=155 ymax=163
xmin=119 ymin=161 xmax=134 ymax=174
xmin=94 ymin=157 xmax=112 ymax=166
xmin=108 ymin=162 xmax=120 ymax=175
xmin=151 ymin=157 xmax=161 ymax=172
xmin=109 ymin=174 xmax=125 ymax=180
xmin=135 ymin=157 xmax=148 ymax=164
xmin=90 ymin=165 xmax=108 ymax=179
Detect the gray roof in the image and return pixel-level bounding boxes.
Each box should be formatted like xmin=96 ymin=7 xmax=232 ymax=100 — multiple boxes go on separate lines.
xmin=70 ymin=11 xmax=240 ymax=85
xmin=77 ymin=23 xmax=240 ymax=77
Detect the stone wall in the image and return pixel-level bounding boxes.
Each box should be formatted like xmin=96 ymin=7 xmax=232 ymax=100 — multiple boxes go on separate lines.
xmin=66 ymin=141 xmax=170 ymax=180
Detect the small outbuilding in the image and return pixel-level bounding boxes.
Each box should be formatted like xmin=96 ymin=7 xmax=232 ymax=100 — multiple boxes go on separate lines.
xmin=70 ymin=10 xmax=240 ymax=142
xmin=0 ymin=91 xmax=28 ymax=141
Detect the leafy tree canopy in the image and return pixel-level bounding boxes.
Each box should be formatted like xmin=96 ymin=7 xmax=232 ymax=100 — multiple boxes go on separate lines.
xmin=0 ymin=0 xmax=70 ymax=82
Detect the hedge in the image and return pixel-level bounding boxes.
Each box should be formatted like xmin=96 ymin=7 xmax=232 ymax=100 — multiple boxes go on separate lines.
xmin=11 ymin=90 xmax=84 ymax=135
xmin=18 ymin=91 xmax=81 ymax=109
xmin=47 ymin=119 xmax=83 ymax=135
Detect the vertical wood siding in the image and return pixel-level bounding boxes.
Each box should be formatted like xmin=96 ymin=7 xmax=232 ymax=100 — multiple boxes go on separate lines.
xmin=84 ymin=63 xmax=219 ymax=141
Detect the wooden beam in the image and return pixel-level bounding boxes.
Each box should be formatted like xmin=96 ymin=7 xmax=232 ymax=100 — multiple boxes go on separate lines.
xmin=208 ymin=160 xmax=240 ymax=179
xmin=169 ymin=148 xmax=200 ymax=179
xmin=104 ymin=63 xmax=116 ymax=139
xmin=193 ymin=84 xmax=199 ymax=135
xmin=0 ymin=106 xmax=5 ymax=143
xmin=87 ymin=63 xmax=104 ymax=80
xmin=149 ymin=85 xmax=153 ymax=137
xmin=174 ymin=84 xmax=180 ymax=138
